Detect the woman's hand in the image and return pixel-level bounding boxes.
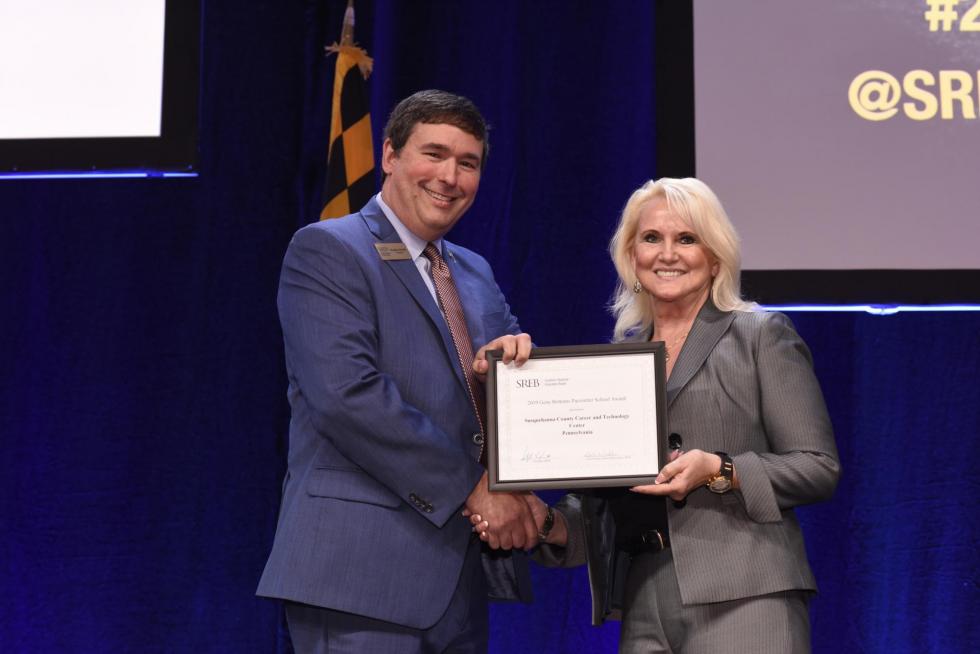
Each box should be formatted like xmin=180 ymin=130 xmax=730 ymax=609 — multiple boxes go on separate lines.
xmin=631 ymin=449 xmax=725 ymax=501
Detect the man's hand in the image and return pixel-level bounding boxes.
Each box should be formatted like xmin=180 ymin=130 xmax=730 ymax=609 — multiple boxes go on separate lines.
xmin=473 ymin=333 xmax=532 ymax=382
xmin=469 ymin=491 xmax=569 ymax=548
xmin=463 ymin=471 xmax=538 ymax=550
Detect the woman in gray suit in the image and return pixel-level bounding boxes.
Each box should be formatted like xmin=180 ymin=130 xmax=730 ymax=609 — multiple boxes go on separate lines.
xmin=474 ymin=177 xmax=840 ymax=653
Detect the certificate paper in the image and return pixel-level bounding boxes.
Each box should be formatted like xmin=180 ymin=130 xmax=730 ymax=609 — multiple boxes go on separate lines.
xmin=486 ymin=343 xmax=667 ymax=490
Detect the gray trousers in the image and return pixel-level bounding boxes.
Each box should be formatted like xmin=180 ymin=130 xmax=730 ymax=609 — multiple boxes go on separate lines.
xmin=619 ymin=549 xmax=811 ymax=654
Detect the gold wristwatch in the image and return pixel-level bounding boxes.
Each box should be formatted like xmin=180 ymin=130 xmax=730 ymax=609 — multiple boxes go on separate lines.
xmin=706 ymin=451 xmax=734 ymax=494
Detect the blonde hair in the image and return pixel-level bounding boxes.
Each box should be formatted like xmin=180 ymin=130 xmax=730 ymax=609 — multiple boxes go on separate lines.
xmin=609 ymin=177 xmax=755 ymax=341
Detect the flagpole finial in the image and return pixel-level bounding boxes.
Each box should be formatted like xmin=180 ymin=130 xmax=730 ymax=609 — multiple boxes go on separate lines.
xmin=340 ymin=0 xmax=355 ymax=46
xmin=325 ymin=0 xmax=372 ymax=79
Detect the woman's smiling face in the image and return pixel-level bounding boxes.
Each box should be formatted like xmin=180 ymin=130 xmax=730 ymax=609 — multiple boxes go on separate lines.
xmin=631 ymin=196 xmax=719 ymax=306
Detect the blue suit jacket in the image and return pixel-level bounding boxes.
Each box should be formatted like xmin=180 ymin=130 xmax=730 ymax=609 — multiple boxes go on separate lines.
xmin=257 ymin=198 xmax=531 ymax=628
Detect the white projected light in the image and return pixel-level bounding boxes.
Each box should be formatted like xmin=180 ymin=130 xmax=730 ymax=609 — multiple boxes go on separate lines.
xmin=0 ymin=0 xmax=166 ymax=140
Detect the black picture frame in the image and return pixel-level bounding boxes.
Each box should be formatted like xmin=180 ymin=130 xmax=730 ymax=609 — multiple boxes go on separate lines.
xmin=486 ymin=342 xmax=668 ymax=491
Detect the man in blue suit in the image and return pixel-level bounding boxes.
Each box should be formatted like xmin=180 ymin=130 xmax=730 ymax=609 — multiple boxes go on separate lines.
xmin=258 ymin=90 xmax=538 ymax=653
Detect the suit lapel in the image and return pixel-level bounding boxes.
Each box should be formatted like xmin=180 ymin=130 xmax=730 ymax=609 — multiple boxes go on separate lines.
xmin=666 ymin=299 xmax=736 ymax=407
xmin=359 ymin=200 xmax=469 ymax=393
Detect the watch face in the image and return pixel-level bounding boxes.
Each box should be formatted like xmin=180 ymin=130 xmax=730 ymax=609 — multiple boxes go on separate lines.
xmin=708 ymin=477 xmax=732 ymax=493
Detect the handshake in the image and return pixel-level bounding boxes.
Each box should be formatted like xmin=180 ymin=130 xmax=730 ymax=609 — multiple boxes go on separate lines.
xmin=465 ymin=335 xmax=567 ymax=550
xmin=462 ymin=471 xmax=566 ymax=550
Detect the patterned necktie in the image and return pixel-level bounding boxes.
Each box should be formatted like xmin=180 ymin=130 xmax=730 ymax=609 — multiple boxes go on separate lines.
xmin=422 ymin=243 xmax=487 ymax=459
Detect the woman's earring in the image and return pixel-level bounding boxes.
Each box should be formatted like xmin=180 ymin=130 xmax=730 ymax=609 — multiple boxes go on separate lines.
xmin=633 ymin=280 xmax=643 ymax=294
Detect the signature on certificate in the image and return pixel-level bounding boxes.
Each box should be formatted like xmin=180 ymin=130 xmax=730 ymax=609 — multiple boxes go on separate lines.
xmin=584 ymin=450 xmax=631 ymax=460
xmin=520 ymin=449 xmax=552 ymax=463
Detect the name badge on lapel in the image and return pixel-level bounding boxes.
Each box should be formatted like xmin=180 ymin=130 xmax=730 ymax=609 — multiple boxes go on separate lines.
xmin=373 ymin=243 xmax=411 ymax=261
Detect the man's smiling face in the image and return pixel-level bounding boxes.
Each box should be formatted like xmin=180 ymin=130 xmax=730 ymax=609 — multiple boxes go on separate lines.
xmin=380 ymin=122 xmax=483 ymax=242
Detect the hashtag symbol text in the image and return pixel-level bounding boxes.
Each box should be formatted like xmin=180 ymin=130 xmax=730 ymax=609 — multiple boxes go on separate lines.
xmin=924 ymin=0 xmax=959 ymax=31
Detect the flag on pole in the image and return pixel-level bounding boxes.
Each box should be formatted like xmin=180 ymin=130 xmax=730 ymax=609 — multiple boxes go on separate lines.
xmin=320 ymin=1 xmax=374 ymax=220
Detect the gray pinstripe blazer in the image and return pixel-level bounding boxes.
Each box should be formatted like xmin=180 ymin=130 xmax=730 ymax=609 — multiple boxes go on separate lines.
xmin=536 ymin=300 xmax=840 ymax=625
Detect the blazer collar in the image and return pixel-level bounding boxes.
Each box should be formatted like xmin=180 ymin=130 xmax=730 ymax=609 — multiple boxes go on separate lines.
xmin=664 ymin=298 xmax=736 ymax=406
xmin=361 ymin=195 xmax=397 ymax=241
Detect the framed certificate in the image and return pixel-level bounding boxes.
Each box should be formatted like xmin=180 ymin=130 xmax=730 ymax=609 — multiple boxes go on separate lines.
xmin=485 ymin=342 xmax=667 ymax=490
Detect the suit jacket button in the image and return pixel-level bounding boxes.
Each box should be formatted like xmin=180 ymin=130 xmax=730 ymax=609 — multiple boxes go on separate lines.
xmin=668 ymin=432 xmax=683 ymax=450
xmin=472 ymin=433 xmax=484 ymax=445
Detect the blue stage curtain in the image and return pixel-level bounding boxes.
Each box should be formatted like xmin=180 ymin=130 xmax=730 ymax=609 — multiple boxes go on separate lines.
xmin=1 ymin=1 xmax=976 ymax=652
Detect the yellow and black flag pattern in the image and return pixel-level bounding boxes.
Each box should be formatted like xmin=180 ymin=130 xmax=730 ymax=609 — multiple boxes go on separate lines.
xmin=320 ymin=3 xmax=374 ymax=220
